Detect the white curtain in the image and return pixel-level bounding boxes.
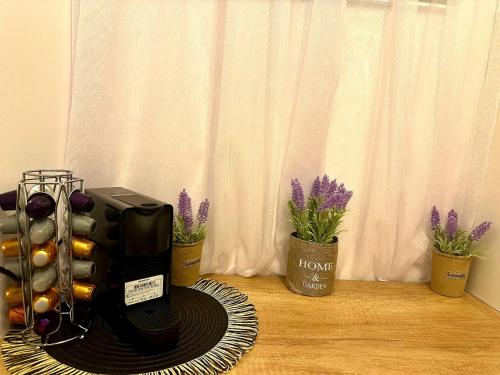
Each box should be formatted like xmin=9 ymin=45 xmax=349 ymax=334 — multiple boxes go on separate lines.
xmin=66 ymin=0 xmax=500 ymax=281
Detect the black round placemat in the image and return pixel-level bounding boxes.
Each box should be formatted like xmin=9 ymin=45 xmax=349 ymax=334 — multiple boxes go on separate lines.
xmin=2 ymin=279 xmax=258 ymax=375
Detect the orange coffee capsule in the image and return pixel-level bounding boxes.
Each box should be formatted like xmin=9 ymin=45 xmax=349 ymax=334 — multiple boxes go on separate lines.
xmin=8 ymin=306 xmax=25 ymax=325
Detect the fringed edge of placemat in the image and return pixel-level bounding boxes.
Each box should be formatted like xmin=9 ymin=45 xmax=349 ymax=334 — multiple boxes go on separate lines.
xmin=1 ymin=279 xmax=259 ymax=375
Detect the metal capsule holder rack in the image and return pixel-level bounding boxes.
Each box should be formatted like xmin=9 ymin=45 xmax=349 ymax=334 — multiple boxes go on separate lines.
xmin=9 ymin=169 xmax=96 ymax=347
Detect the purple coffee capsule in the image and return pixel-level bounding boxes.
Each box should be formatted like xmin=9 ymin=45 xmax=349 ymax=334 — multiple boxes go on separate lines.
xmin=70 ymin=190 xmax=95 ymax=212
xmin=34 ymin=309 xmax=60 ymax=336
xmin=25 ymin=193 xmax=56 ymax=219
xmin=0 ymin=190 xmax=17 ymax=211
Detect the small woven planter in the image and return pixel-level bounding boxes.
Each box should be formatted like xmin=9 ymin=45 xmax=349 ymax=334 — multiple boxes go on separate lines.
xmin=171 ymin=240 xmax=204 ymax=286
xmin=285 ymin=233 xmax=338 ymax=297
xmin=431 ymin=248 xmax=472 ymax=297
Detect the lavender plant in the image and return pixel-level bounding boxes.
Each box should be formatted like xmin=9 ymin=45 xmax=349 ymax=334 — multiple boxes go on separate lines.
xmin=430 ymin=206 xmax=492 ymax=257
xmin=288 ymin=175 xmax=353 ymax=244
xmin=174 ymin=189 xmax=210 ymax=245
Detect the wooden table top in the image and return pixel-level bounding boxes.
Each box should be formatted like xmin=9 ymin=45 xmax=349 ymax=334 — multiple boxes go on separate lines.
xmin=2 ymin=275 xmax=500 ymax=374
xmin=212 ymin=275 xmax=500 ymax=375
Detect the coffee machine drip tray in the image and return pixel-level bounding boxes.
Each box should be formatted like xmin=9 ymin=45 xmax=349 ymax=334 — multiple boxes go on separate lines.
xmin=124 ymin=300 xmax=179 ymax=350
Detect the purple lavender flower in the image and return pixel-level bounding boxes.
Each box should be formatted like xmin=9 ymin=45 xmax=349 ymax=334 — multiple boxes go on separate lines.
xmin=448 ymin=209 xmax=458 ymax=221
xmin=178 ymin=189 xmax=193 ymax=232
xmin=469 ymin=221 xmax=492 ymax=241
xmin=319 ymin=175 xmax=330 ymax=197
xmin=197 ymin=199 xmax=210 ymax=224
xmin=446 ymin=209 xmax=458 ymax=238
xmin=328 ymin=179 xmax=338 ymax=196
xmin=318 ymin=189 xmax=353 ymax=212
xmin=318 ymin=194 xmax=336 ymax=212
xmin=310 ymin=177 xmax=321 ymax=198
xmin=338 ymin=190 xmax=353 ymax=210
xmin=291 ymin=178 xmax=305 ymax=210
xmin=431 ymin=206 xmax=440 ymax=230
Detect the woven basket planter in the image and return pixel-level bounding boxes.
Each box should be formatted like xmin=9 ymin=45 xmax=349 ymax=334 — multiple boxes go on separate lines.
xmin=285 ymin=233 xmax=338 ymax=297
xmin=171 ymin=240 xmax=204 ymax=286
xmin=431 ymin=248 xmax=472 ymax=297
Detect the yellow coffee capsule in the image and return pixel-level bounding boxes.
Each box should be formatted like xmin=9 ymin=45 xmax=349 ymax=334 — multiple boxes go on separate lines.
xmin=72 ymin=237 xmax=96 ymax=258
xmin=31 ymin=241 xmax=57 ymax=267
xmin=5 ymin=286 xmax=23 ymax=305
xmin=1 ymin=238 xmax=19 ymax=257
xmin=72 ymin=281 xmax=96 ymax=301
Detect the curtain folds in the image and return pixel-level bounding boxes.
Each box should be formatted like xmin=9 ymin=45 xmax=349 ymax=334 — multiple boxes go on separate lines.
xmin=66 ymin=0 xmax=500 ymax=280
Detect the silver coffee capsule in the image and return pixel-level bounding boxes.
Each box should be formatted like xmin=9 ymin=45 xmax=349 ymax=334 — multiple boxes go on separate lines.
xmin=0 ymin=216 xmax=17 ymax=234
xmin=72 ymin=215 xmax=96 ymax=235
xmin=72 ymin=260 xmax=96 ymax=279
xmin=3 ymin=258 xmax=21 ymax=277
xmin=29 ymin=218 xmax=55 ymax=245
xmin=32 ymin=265 xmax=57 ymax=293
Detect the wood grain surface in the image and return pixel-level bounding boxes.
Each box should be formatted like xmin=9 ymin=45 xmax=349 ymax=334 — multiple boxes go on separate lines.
xmin=1 ymin=275 xmax=499 ymax=375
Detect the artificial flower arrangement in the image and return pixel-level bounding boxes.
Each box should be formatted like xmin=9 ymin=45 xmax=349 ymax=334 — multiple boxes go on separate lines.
xmin=171 ymin=189 xmax=210 ymax=286
xmin=429 ymin=206 xmax=492 ymax=297
xmin=430 ymin=207 xmax=491 ymax=257
xmin=288 ymin=175 xmax=353 ymax=244
xmin=286 ymin=175 xmax=353 ymax=297
xmin=173 ymin=189 xmax=210 ymax=245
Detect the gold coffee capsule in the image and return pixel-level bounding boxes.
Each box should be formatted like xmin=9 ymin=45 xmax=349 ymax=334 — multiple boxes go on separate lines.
xmin=72 ymin=237 xmax=96 ymax=258
xmin=31 ymin=241 xmax=57 ymax=267
xmin=5 ymin=286 xmax=23 ymax=305
xmin=1 ymin=238 xmax=19 ymax=257
xmin=72 ymin=281 xmax=96 ymax=301
xmin=8 ymin=305 xmax=25 ymax=325
xmin=32 ymin=288 xmax=59 ymax=314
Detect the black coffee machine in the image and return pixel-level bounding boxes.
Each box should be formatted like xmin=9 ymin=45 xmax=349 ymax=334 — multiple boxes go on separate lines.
xmin=86 ymin=187 xmax=179 ymax=351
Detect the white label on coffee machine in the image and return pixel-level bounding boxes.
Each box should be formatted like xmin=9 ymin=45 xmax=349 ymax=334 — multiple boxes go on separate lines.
xmin=124 ymin=275 xmax=164 ymax=306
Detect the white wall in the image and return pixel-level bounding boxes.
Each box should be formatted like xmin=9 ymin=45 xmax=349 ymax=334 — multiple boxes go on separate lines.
xmin=0 ymin=0 xmax=71 ymax=335
xmin=466 ymin=104 xmax=500 ymax=311
xmin=0 ymin=0 xmax=71 ymax=191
